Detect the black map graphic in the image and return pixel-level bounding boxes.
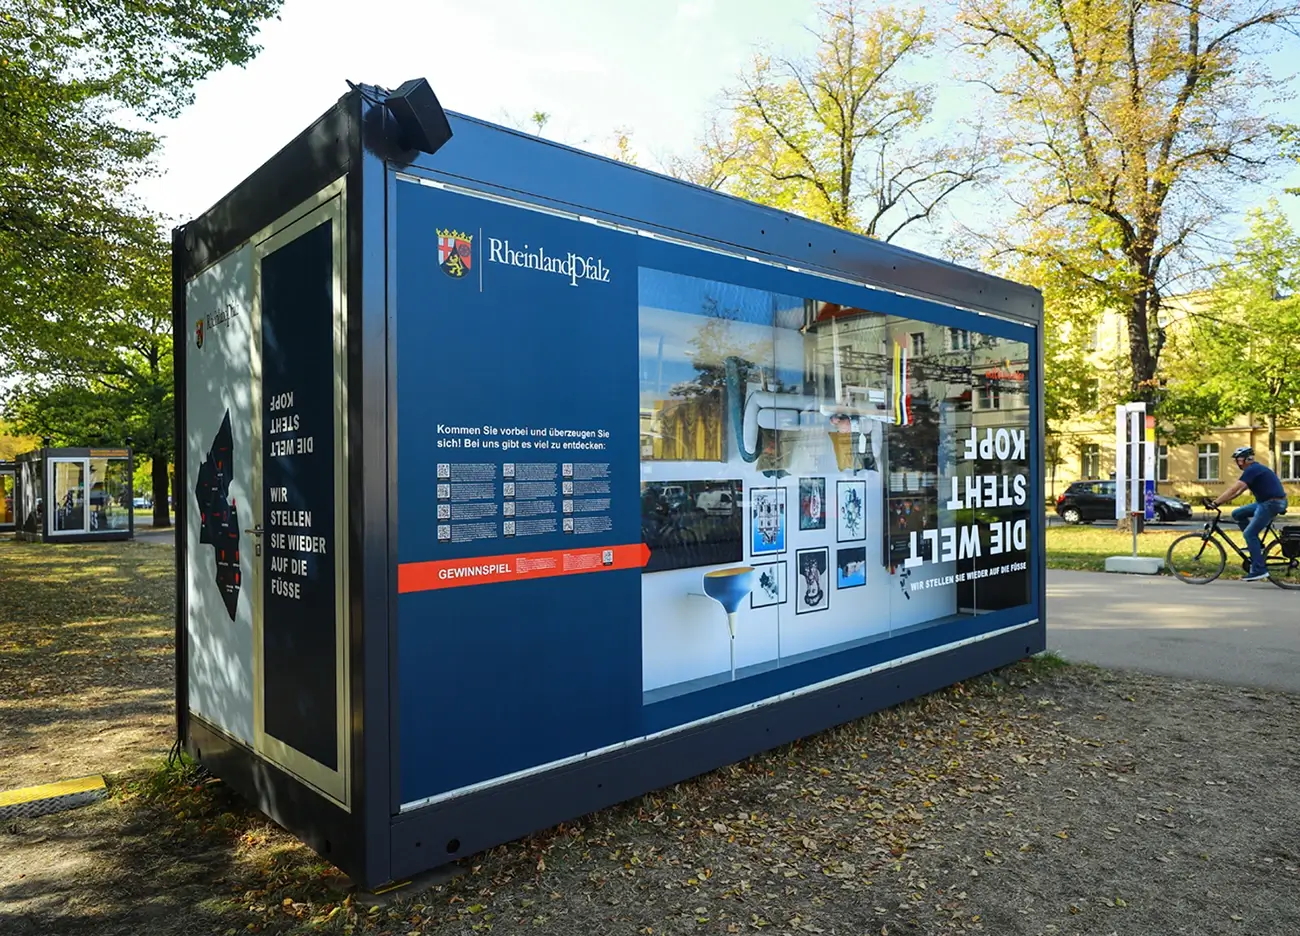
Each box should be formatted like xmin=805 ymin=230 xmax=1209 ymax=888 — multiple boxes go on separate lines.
xmin=195 ymin=410 xmax=241 ymax=620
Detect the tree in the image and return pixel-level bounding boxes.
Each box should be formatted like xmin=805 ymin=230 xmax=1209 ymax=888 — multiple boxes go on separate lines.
xmin=0 ymin=421 xmax=39 ymax=461
xmin=1001 ymin=253 xmax=1119 ymax=496
xmin=677 ymin=0 xmax=995 ymax=240
xmin=1 ymin=0 xmax=284 ymax=526
xmin=1164 ymin=201 xmax=1300 ymax=467
xmin=1279 ymin=125 xmax=1300 ymax=196
xmin=3 ymin=223 xmax=175 ymax=524
xmin=607 ymin=126 xmax=638 ymax=165
xmin=956 ymin=0 xmax=1300 ymax=406
xmin=660 ymin=113 xmax=757 ymax=191
xmin=1 ymin=1 xmax=284 ymax=329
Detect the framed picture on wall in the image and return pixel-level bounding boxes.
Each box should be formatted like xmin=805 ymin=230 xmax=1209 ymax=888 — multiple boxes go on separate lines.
xmin=836 ymin=546 xmax=866 ymax=589
xmin=795 ymin=547 xmax=829 ymax=614
xmin=751 ymin=486 xmax=787 ymax=556
xmin=750 ymin=561 xmax=787 ymax=609
xmin=798 ymin=477 xmax=826 ymax=531
xmin=836 ymin=479 xmax=866 ymax=543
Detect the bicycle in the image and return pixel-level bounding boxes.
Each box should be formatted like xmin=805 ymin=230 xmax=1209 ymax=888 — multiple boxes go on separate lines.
xmin=1165 ymin=499 xmax=1300 ymax=589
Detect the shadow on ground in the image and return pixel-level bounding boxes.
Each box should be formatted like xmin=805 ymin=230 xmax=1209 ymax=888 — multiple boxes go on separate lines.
xmin=4 ymin=543 xmax=1300 ymax=936
xmin=0 ymin=539 xmax=175 ymax=791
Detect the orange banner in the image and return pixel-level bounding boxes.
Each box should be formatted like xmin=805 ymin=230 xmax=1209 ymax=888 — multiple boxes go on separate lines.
xmin=398 ymin=542 xmax=651 ymax=593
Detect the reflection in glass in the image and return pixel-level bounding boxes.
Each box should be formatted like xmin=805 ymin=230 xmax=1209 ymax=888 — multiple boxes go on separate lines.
xmin=880 ymin=321 xmax=1032 ymax=617
xmin=641 ymin=480 xmax=743 ymax=572
xmin=91 ymin=458 xmax=132 ymax=531
xmin=0 ymin=470 xmax=13 ymax=525
xmin=52 ymin=461 xmax=86 ymax=533
xmin=20 ymin=460 xmax=42 ymax=533
xmin=639 ymin=272 xmax=779 ymax=463
xmin=638 ymin=265 xmax=1035 ymax=705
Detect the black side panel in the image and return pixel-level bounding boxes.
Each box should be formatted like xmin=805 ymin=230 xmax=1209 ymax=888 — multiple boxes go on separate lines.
xmin=173 ymin=225 xmax=190 ymax=747
xmin=261 ymin=219 xmax=340 ymax=769
xmin=389 ymin=625 xmax=1044 ymax=881
xmin=177 ymin=90 xmax=376 ymax=883
xmin=188 ymin=717 xmax=361 ymax=878
xmin=353 ymin=112 xmax=393 ymax=886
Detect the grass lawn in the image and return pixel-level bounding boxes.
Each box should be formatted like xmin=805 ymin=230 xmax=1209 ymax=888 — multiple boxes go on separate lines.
xmin=8 ymin=539 xmax=1300 ymax=935
xmin=0 ymin=538 xmax=176 ymax=791
xmin=1045 ymin=522 xmax=1256 ymax=578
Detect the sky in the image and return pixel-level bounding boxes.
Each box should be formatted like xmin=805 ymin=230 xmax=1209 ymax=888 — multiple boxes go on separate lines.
xmin=131 ymin=0 xmax=1300 ymax=265
xmin=134 ymin=0 xmax=820 ymax=224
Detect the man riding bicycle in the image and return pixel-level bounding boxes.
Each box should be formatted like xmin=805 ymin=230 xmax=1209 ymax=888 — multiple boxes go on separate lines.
xmin=1208 ymin=446 xmax=1289 ymax=582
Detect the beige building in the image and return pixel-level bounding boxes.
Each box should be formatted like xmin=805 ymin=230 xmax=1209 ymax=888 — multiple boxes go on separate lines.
xmin=1048 ymin=293 xmax=1300 ymax=502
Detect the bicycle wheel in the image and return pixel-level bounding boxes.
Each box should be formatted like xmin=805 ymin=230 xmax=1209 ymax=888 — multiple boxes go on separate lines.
xmin=1265 ymin=541 xmax=1300 ymax=590
xmin=1166 ymin=533 xmax=1226 ymax=584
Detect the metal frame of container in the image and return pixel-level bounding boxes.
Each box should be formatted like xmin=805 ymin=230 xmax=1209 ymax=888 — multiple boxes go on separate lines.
xmin=172 ymin=81 xmax=1046 ymax=890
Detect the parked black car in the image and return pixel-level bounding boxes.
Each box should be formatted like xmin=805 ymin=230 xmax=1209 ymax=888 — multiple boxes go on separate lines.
xmin=1055 ymin=480 xmax=1193 ymax=524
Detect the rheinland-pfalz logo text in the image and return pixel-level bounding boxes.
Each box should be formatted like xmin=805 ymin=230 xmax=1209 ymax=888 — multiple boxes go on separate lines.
xmin=196 ymin=302 xmax=240 ymax=349
xmin=435 ymin=223 xmax=613 ymax=287
xmin=487 ymin=237 xmax=611 ymax=287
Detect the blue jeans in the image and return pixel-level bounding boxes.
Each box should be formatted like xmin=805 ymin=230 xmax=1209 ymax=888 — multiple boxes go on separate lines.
xmin=1232 ymin=498 xmax=1289 ymax=575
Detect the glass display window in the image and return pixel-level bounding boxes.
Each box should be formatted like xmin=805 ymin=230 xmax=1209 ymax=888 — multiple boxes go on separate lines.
xmin=50 ymin=459 xmax=87 ymax=535
xmin=638 ymin=266 xmax=1034 ymax=705
xmin=0 ymin=467 xmax=13 ymax=526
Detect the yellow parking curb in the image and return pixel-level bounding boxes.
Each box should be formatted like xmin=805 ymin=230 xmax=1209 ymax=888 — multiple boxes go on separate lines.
xmin=0 ymin=775 xmax=107 ymax=820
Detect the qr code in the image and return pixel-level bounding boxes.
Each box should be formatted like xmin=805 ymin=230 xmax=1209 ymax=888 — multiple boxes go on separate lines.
xmin=602 ymin=549 xmax=614 ymax=566
xmin=562 ymin=463 xmax=574 ymax=477
xmin=562 ymin=499 xmax=574 ymax=514
xmin=563 ymin=517 xmax=574 ymax=533
xmin=503 ymin=463 xmax=515 ymax=478
xmin=503 ymin=482 xmax=515 ymax=497
xmin=503 ymin=520 xmax=516 ymax=537
xmin=562 ymin=481 xmax=573 ymax=495
xmin=437 ymin=524 xmax=451 ymax=542
xmin=503 ymin=501 xmax=515 ymax=517
xmin=437 ymin=483 xmax=450 ymax=499
xmin=437 ymin=463 xmax=451 ymax=479
xmin=437 ymin=504 xmax=451 ymax=520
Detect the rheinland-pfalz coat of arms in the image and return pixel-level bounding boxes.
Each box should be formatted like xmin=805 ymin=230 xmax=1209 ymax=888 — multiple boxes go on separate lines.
xmin=437 ymin=228 xmax=473 ymax=278
xmin=195 ymin=318 xmax=205 ymax=349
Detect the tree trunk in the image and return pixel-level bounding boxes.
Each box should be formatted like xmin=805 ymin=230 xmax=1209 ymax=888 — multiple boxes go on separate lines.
xmin=152 ymin=456 xmax=171 ymax=528
xmin=1128 ymin=291 xmax=1158 ymax=401
xmin=1269 ymin=412 xmax=1278 ymax=471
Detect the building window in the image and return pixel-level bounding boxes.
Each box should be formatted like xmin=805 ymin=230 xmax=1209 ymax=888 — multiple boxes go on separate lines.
xmin=1086 ymin=322 xmax=1100 ymax=351
xmin=910 ymin=332 xmax=926 ymax=357
xmin=947 ymin=327 xmax=970 ymax=352
xmin=1282 ymin=440 xmax=1299 ymax=481
xmin=1197 ymin=443 xmax=1219 ymax=482
xmin=1082 ymin=443 xmax=1100 ymax=479
xmin=976 ymin=378 xmax=1001 ymax=410
xmin=1157 ymin=444 xmax=1169 ymax=482
xmin=1084 ymin=378 xmax=1100 ymax=410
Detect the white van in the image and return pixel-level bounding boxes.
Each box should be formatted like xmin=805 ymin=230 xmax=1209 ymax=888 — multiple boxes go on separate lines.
xmin=695 ymin=490 xmax=736 ymax=517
